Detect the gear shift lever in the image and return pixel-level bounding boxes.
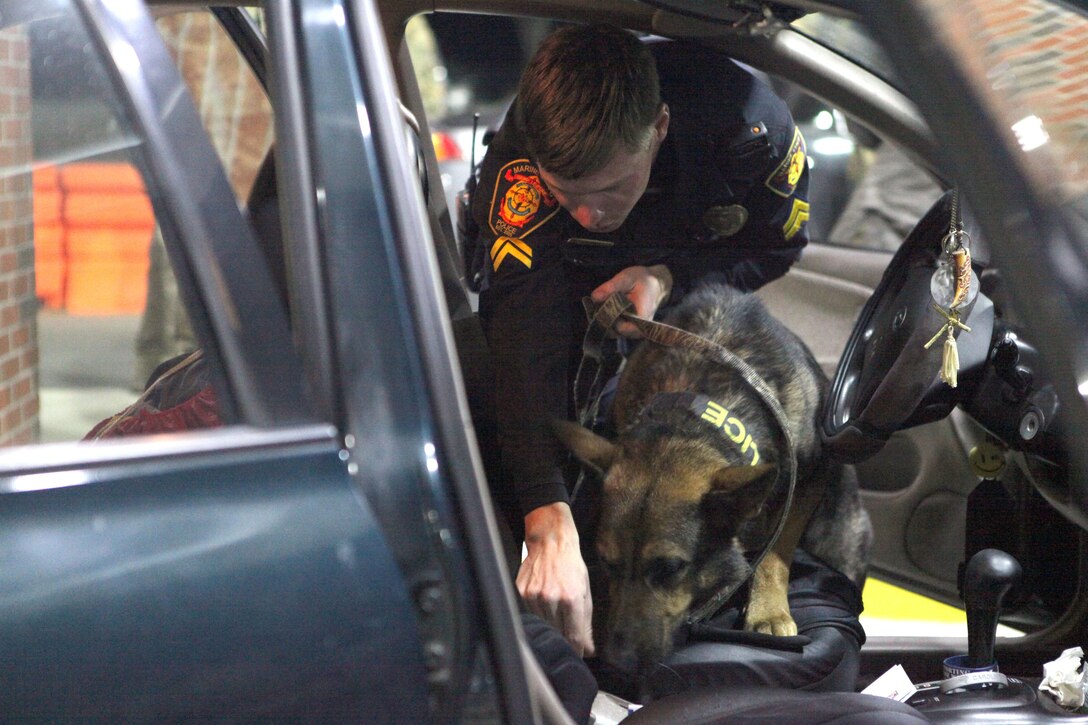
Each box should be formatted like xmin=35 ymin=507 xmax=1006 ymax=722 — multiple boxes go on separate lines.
xmin=964 ymin=548 xmax=1022 ymax=669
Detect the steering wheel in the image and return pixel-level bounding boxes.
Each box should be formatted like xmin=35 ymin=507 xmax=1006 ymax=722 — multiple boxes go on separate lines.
xmin=821 ymin=191 xmax=995 ymax=463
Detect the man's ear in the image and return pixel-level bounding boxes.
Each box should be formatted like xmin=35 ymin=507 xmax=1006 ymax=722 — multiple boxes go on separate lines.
xmin=654 ymin=102 xmax=670 ymax=143
xmin=551 ymin=419 xmax=616 ymax=476
xmin=701 ymin=463 xmax=777 ymax=529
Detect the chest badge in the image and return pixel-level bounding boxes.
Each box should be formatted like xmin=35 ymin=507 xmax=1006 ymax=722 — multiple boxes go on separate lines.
xmin=703 ymin=204 xmax=748 ymax=237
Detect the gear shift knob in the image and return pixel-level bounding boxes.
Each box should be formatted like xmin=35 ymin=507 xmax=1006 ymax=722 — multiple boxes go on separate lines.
xmin=963 ymin=548 xmax=1022 ymax=669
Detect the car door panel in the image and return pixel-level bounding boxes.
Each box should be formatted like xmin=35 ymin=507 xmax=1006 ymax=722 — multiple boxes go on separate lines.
xmin=0 ymin=430 xmax=430 ymax=719
xmin=0 ymin=0 xmax=432 ymax=718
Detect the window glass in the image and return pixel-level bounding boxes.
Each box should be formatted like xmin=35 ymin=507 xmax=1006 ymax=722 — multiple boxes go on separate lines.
xmin=0 ymin=3 xmax=273 ymax=447
xmin=155 ymin=11 xmax=273 ymax=202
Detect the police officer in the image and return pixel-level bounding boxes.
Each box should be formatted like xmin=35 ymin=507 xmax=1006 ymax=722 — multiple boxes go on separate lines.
xmin=469 ymin=23 xmax=810 ymax=657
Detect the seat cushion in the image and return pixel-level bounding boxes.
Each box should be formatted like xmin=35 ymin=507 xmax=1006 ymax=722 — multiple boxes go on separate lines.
xmin=624 ymin=687 xmax=931 ymax=724
xmin=593 ymin=550 xmax=865 ymax=702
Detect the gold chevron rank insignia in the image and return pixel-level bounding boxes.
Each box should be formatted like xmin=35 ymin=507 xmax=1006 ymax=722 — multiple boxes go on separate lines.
xmin=783 ymin=198 xmax=810 ymax=240
xmin=491 ymin=236 xmax=533 ymax=271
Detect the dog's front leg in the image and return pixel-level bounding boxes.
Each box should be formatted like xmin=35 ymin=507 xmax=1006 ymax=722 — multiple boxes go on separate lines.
xmin=746 ymin=549 xmax=796 ymax=636
xmin=744 ymin=493 xmax=821 ymax=636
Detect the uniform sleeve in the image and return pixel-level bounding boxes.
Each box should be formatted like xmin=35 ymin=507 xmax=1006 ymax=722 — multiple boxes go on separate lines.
xmin=472 ymin=119 xmax=573 ymax=516
xmin=671 ymin=78 xmax=811 ymax=296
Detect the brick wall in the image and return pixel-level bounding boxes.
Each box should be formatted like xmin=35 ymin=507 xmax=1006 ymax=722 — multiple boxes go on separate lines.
xmin=157 ymin=12 xmax=273 ymax=198
xmin=0 ymin=28 xmax=36 ymax=445
xmin=928 ymin=0 xmax=1088 ymax=193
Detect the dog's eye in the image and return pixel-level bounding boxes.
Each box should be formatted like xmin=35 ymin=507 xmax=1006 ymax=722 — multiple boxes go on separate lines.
xmin=643 ymin=557 xmax=690 ymax=588
xmin=599 ymin=558 xmax=624 ymax=578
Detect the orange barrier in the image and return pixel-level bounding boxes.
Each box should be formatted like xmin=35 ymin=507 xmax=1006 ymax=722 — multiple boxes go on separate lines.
xmin=59 ymin=162 xmax=147 ymax=194
xmin=33 ymin=224 xmax=64 ymax=309
xmin=63 ymin=192 xmax=154 ymax=230
xmin=32 ymin=162 xmax=156 ymax=314
xmin=32 ymin=167 xmax=64 ymax=309
xmin=32 ymin=188 xmax=61 ymax=227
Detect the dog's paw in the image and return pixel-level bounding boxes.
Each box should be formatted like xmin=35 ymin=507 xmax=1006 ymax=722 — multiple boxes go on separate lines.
xmin=744 ymin=606 xmax=798 ymax=637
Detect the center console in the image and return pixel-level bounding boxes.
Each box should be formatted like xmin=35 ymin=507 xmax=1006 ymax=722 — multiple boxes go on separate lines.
xmin=908 ymin=549 xmax=1088 ymax=722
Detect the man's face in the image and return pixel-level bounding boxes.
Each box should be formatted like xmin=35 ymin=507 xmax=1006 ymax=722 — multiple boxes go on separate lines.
xmin=538 ymin=105 xmax=669 ymax=234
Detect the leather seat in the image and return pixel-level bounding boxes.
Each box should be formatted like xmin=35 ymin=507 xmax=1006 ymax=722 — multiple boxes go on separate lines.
xmin=592 ymin=551 xmax=865 ymax=703
xmin=625 ymin=686 xmax=931 ymax=724
xmin=649 ymin=551 xmax=865 ymax=698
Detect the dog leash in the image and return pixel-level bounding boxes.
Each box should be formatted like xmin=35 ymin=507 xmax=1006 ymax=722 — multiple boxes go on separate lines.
xmin=578 ymin=293 xmax=798 ymax=625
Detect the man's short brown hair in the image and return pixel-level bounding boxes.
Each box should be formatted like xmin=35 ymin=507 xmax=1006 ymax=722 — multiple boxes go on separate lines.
xmin=515 ymin=24 xmax=661 ymax=179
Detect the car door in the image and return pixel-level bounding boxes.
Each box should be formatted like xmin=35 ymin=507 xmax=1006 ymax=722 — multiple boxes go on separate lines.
xmin=0 ymin=1 xmax=433 ymax=718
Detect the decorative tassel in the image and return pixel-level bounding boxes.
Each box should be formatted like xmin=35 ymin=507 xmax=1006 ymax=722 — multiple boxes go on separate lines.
xmin=941 ymin=328 xmax=959 ymax=388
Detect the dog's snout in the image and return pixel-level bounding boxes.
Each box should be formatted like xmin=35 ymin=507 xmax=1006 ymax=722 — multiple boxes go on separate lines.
xmin=602 ymin=630 xmax=640 ymax=674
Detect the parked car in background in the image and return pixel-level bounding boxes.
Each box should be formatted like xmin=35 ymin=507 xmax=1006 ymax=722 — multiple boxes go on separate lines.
xmin=2 ymin=0 xmax=1087 ymax=722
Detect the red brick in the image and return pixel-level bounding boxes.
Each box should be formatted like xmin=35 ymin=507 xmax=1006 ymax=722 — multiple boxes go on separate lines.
xmin=7 ymin=41 xmax=26 ymax=65
xmin=1 ymin=305 xmax=17 ymax=328
xmin=1048 ymin=107 xmax=1087 ymax=124
xmin=3 ymin=405 xmax=21 ymax=429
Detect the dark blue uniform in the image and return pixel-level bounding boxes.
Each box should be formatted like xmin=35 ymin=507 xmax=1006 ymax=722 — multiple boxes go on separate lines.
xmin=472 ymin=40 xmax=810 ymax=522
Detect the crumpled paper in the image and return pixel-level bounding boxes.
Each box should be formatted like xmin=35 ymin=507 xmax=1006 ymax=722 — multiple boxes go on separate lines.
xmin=1039 ymin=646 xmax=1088 ymax=710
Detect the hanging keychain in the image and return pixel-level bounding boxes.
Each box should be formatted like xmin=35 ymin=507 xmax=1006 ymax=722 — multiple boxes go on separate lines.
xmin=925 ymin=190 xmax=978 ymax=387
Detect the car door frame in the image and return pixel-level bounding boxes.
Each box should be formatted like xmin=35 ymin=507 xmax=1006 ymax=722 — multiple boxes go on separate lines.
xmin=0 ymin=0 xmax=433 ymax=718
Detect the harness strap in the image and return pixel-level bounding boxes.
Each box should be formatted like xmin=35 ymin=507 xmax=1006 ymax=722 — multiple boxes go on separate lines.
xmin=581 ymin=293 xmax=798 ymax=624
xmin=572 ymin=294 xmax=630 ymax=428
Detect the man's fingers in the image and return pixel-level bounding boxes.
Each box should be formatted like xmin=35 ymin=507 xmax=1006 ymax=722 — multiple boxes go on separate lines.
xmin=572 ymin=588 xmax=595 ymax=657
xmin=590 ymin=282 xmax=613 ymax=303
xmin=520 ymin=577 xmax=595 ymax=656
xmin=614 ymin=319 xmax=643 ymax=339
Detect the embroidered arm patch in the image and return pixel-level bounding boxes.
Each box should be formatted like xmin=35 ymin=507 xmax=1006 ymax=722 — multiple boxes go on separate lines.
xmin=764 ymin=127 xmax=807 ymax=198
xmin=488 ymin=159 xmax=559 ymax=239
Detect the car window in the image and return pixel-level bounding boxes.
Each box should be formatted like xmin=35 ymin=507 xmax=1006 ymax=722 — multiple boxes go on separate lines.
xmin=0 ymin=4 xmax=274 ymax=447
xmin=156 ymin=10 xmax=273 ymax=203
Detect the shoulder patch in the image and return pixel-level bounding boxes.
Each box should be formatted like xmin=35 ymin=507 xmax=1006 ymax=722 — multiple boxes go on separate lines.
xmin=488 ymin=159 xmax=560 ymax=239
xmin=764 ymin=127 xmax=806 ymax=198
xmin=491 ymin=236 xmax=533 ymax=271
xmin=782 ymin=198 xmax=810 ymax=241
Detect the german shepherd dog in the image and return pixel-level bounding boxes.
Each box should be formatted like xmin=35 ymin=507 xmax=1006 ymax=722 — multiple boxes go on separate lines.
xmin=554 ymin=282 xmax=872 ymax=672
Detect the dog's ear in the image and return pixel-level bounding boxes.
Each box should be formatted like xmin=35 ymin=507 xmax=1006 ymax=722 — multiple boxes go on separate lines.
xmin=702 ymin=463 xmax=777 ymax=528
xmin=550 ymin=419 xmax=616 ymax=475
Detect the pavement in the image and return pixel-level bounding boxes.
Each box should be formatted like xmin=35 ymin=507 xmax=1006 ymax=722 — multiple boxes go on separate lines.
xmin=37 ymin=310 xmax=143 ymax=442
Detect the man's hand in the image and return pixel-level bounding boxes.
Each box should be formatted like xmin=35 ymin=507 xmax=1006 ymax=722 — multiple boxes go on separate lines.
xmin=590 ymin=264 xmax=673 ymax=338
xmin=518 ymin=502 xmax=595 ymax=657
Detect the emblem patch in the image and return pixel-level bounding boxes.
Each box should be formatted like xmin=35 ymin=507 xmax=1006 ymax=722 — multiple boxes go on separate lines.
xmin=703 ymin=204 xmax=748 ymax=237
xmin=488 ymin=159 xmax=559 ymax=239
xmin=765 ymin=127 xmax=806 ymax=198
